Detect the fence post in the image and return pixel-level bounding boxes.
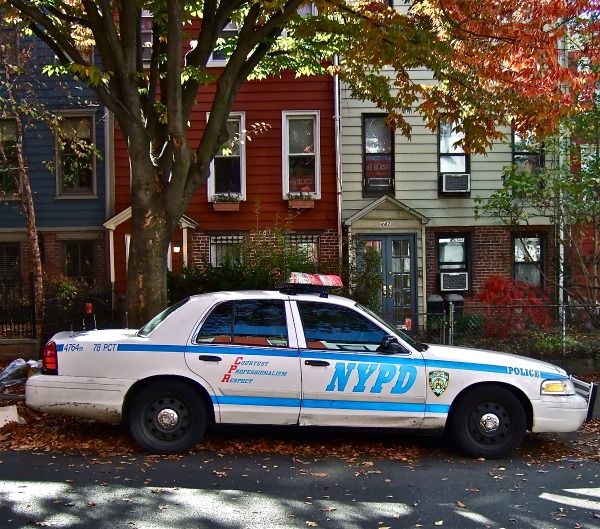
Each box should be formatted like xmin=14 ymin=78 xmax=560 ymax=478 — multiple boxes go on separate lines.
xmin=448 ymin=301 xmax=454 ymax=347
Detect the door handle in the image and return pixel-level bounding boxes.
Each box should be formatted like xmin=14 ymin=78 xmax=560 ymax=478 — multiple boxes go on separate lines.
xmin=198 ymin=355 xmax=222 ymax=362
xmin=304 ymin=359 xmax=330 ymax=367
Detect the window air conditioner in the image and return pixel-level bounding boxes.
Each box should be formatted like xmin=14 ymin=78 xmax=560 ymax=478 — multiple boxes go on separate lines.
xmin=442 ymin=173 xmax=471 ymax=193
xmin=440 ymin=272 xmax=469 ymax=291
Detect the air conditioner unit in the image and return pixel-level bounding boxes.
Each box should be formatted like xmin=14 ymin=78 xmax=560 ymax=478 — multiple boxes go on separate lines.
xmin=440 ymin=272 xmax=469 ymax=291
xmin=442 ymin=173 xmax=471 ymax=193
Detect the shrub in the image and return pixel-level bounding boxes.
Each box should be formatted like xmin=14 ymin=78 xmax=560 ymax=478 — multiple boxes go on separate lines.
xmin=476 ymin=275 xmax=552 ymax=338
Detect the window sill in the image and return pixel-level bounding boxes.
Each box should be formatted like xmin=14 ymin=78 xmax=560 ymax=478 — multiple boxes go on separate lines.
xmin=55 ymin=194 xmax=98 ymax=200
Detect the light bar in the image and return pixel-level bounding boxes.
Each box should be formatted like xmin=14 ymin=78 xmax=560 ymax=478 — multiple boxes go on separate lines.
xmin=287 ymin=272 xmax=344 ymax=288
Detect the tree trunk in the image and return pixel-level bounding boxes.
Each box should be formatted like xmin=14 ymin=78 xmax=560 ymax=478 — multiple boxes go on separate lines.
xmin=125 ymin=154 xmax=176 ymax=327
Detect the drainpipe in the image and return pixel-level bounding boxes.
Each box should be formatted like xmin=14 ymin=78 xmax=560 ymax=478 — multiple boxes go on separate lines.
xmin=334 ymin=55 xmax=343 ymax=262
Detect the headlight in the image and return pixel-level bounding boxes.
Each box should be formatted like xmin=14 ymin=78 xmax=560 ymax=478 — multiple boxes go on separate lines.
xmin=540 ymin=379 xmax=576 ymax=396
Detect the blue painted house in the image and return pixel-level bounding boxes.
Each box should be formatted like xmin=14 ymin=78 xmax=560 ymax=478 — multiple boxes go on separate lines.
xmin=0 ymin=33 xmax=112 ymax=299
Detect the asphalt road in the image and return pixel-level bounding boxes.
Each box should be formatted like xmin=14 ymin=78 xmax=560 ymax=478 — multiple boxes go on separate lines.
xmin=0 ymin=432 xmax=599 ymax=529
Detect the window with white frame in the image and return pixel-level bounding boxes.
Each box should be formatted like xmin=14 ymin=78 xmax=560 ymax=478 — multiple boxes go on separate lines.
xmin=208 ymin=21 xmax=238 ymax=65
xmin=286 ymin=233 xmax=320 ymax=262
xmin=56 ymin=115 xmax=95 ymax=197
xmin=513 ymin=234 xmax=544 ymax=287
xmin=0 ymin=119 xmax=19 ymax=197
xmin=210 ymin=234 xmax=244 ymax=267
xmin=512 ymin=129 xmax=543 ymax=175
xmin=439 ymin=121 xmax=468 ymax=174
xmin=282 ymin=111 xmax=320 ymax=198
xmin=209 ymin=113 xmax=245 ymax=200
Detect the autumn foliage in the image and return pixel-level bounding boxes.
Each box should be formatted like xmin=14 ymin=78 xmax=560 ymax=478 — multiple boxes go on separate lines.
xmin=476 ymin=275 xmax=552 ymax=338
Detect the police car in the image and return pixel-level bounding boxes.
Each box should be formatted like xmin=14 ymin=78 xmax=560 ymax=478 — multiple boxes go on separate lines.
xmin=26 ymin=274 xmax=597 ymax=458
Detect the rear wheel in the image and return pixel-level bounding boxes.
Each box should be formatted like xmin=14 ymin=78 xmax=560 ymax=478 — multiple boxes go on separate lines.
xmin=129 ymin=381 xmax=207 ymax=454
xmin=450 ymin=386 xmax=527 ymax=459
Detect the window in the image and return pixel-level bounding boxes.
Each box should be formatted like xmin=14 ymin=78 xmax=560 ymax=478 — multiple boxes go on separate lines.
xmin=297 ymin=301 xmax=387 ymax=352
xmin=513 ymin=234 xmax=543 ymax=287
xmin=282 ymin=111 xmax=320 ymax=198
xmin=57 ymin=115 xmax=95 ymax=196
xmin=286 ymin=233 xmax=320 ymax=262
xmin=140 ymin=10 xmax=154 ymax=62
xmin=363 ymin=115 xmax=393 ymax=195
xmin=439 ymin=121 xmax=468 ymax=174
xmin=0 ymin=243 xmax=20 ymax=293
xmin=196 ymin=300 xmax=289 ymax=347
xmin=437 ymin=234 xmax=469 ymax=273
xmin=0 ymin=119 xmax=18 ymax=197
xmin=512 ymin=130 xmax=543 ymax=174
xmin=209 ymin=113 xmax=245 ymax=200
xmin=210 ymin=234 xmax=244 ymax=266
xmin=209 ymin=21 xmax=238 ymax=65
xmin=64 ymin=240 xmax=94 ymax=281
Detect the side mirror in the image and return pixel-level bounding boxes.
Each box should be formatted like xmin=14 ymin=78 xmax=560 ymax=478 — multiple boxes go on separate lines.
xmin=377 ymin=336 xmax=404 ymax=355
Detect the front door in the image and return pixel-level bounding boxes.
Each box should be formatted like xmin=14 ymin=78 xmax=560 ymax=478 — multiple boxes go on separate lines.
xmin=358 ymin=235 xmax=417 ymax=327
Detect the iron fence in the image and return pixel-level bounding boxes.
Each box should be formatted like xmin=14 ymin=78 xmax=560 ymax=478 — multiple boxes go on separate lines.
xmin=405 ymin=302 xmax=600 ymax=358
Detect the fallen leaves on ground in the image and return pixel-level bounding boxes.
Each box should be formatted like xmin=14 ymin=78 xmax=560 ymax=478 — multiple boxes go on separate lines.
xmin=1 ymin=374 xmax=599 ymax=463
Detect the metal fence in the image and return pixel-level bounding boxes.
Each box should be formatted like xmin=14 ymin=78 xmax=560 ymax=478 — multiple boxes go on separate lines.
xmin=0 ymin=290 xmax=118 ymax=344
xmin=407 ymin=302 xmax=600 ymax=358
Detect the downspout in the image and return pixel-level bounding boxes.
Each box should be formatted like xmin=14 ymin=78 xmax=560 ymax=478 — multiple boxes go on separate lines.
xmin=334 ymin=55 xmax=343 ymax=262
xmin=104 ymin=109 xmax=116 ymax=309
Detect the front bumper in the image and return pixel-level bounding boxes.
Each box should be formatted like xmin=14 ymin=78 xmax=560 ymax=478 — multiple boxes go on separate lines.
xmin=572 ymin=376 xmax=599 ymax=421
xmin=26 ymin=374 xmax=133 ymax=424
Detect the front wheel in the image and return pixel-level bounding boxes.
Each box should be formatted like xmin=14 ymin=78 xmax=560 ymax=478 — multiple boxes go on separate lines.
xmin=128 ymin=381 xmax=207 ymax=454
xmin=450 ymin=386 xmax=527 ymax=459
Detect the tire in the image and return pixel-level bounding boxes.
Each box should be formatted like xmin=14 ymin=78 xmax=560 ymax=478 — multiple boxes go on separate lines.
xmin=128 ymin=381 xmax=207 ymax=454
xmin=450 ymin=386 xmax=527 ymax=459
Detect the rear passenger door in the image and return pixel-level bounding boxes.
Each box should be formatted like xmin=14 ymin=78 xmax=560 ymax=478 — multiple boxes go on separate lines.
xmin=185 ymin=299 xmax=301 ymax=425
xmin=294 ymin=300 xmax=426 ymax=428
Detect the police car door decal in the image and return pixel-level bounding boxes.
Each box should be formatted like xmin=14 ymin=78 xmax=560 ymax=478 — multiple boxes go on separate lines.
xmin=185 ymin=299 xmax=301 ymax=425
xmin=295 ymin=301 xmax=426 ymax=428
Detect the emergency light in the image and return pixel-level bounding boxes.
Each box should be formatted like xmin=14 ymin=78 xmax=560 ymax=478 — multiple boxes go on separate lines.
xmin=281 ymin=272 xmax=344 ymax=296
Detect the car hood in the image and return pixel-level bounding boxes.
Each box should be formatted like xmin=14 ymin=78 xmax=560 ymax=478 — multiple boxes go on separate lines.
xmin=422 ymin=343 xmax=567 ymax=376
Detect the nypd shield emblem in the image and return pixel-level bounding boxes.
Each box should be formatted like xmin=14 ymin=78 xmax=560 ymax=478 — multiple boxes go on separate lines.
xmin=428 ymin=370 xmax=449 ymax=397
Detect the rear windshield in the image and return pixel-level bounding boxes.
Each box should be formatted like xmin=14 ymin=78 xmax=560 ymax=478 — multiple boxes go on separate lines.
xmin=137 ymin=298 xmax=190 ymax=337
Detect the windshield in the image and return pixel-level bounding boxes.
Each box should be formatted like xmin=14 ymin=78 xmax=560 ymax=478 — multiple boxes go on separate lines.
xmin=137 ymin=297 xmax=190 ymax=337
xmin=357 ymin=303 xmax=420 ymax=349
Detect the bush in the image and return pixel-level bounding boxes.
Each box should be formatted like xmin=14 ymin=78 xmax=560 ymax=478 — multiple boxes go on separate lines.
xmin=476 ymin=275 xmax=552 ymax=338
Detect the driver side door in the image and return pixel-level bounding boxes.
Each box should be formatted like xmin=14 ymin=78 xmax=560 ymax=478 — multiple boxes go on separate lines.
xmin=294 ymin=300 xmax=426 ymax=428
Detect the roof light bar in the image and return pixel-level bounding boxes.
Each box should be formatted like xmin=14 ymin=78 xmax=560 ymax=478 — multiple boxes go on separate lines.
xmin=288 ymin=272 xmax=344 ymax=287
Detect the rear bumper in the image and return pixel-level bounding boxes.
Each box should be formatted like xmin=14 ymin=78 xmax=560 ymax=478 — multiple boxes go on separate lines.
xmin=26 ymin=374 xmax=133 ymax=424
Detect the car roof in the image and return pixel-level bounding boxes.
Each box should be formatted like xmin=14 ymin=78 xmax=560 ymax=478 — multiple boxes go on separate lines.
xmin=187 ymin=290 xmax=356 ymax=307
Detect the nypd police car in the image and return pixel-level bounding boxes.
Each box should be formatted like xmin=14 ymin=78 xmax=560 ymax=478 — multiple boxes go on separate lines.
xmin=26 ymin=274 xmax=597 ymax=458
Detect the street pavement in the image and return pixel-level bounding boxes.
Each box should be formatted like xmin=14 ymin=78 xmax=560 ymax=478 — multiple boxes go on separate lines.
xmin=0 ymin=430 xmax=599 ymax=529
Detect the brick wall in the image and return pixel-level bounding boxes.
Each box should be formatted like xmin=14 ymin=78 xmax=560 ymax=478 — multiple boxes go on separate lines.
xmin=426 ymin=226 xmax=555 ymax=307
xmin=190 ymin=229 xmax=339 ymax=271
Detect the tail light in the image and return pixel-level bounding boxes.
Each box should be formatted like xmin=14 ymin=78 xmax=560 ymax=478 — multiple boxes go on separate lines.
xmin=42 ymin=341 xmax=58 ymax=375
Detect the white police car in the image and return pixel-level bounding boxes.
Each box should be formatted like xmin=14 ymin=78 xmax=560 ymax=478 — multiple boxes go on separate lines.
xmin=26 ymin=274 xmax=597 ymax=458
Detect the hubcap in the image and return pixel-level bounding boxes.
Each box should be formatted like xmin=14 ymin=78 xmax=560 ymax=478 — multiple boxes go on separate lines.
xmin=156 ymin=408 xmax=180 ymax=431
xmin=479 ymin=412 xmax=501 ymax=433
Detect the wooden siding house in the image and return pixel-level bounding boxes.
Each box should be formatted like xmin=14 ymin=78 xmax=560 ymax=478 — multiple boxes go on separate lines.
xmin=104 ymin=71 xmax=340 ymax=298
xmin=340 ymin=66 xmax=553 ymax=327
xmin=0 ymin=35 xmax=111 ymax=301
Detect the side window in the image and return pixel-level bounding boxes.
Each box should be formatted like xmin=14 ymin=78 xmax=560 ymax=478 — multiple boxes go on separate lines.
xmin=196 ymin=300 xmax=288 ymax=347
xmin=196 ymin=301 xmax=233 ymax=343
xmin=297 ymin=302 xmax=386 ymax=352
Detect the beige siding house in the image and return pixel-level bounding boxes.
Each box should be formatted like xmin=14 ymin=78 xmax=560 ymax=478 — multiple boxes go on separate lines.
xmin=340 ymin=64 xmax=551 ymax=327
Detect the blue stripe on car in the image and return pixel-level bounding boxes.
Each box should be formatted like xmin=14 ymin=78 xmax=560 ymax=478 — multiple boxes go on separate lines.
xmin=114 ymin=343 xmax=566 ymax=380
xmin=210 ymin=395 xmax=450 ymax=414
